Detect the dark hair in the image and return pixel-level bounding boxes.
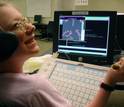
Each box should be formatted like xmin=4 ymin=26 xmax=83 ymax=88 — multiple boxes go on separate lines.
xmin=0 ymin=32 xmax=19 ymax=62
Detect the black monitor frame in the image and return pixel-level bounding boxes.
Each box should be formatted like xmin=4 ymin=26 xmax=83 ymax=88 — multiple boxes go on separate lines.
xmin=116 ymin=13 xmax=124 ymax=50
xmin=53 ymin=11 xmax=117 ymax=65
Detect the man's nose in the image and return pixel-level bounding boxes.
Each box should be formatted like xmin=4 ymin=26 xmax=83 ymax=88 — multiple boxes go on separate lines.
xmin=25 ymin=23 xmax=36 ymax=35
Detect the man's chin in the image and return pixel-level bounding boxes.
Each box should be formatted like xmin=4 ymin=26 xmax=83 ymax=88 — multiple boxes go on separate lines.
xmin=29 ymin=45 xmax=40 ymax=54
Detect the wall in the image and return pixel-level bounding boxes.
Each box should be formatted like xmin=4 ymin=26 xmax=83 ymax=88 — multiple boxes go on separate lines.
xmin=74 ymin=0 xmax=124 ymax=12
xmin=1 ymin=0 xmax=124 ymax=24
xmin=61 ymin=0 xmax=124 ymax=12
xmin=39 ymin=0 xmax=124 ymax=23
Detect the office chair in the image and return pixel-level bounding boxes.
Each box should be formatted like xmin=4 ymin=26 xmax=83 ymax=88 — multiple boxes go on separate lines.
xmin=33 ymin=15 xmax=43 ymax=38
xmin=46 ymin=21 xmax=55 ymax=40
xmin=0 ymin=32 xmax=19 ymax=62
xmin=34 ymin=15 xmax=42 ymax=24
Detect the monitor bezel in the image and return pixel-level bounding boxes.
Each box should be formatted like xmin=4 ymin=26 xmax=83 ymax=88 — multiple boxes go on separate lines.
xmin=116 ymin=13 xmax=124 ymax=50
xmin=53 ymin=11 xmax=117 ymax=64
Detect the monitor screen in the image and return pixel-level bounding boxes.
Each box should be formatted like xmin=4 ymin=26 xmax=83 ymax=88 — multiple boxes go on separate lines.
xmin=53 ymin=11 xmax=117 ymax=64
xmin=117 ymin=13 xmax=124 ymax=50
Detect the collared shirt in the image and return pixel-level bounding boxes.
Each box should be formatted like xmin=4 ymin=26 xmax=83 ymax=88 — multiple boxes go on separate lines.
xmin=0 ymin=73 xmax=73 ymax=107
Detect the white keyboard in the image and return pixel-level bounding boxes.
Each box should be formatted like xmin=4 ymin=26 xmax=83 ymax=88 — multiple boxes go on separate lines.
xmin=39 ymin=58 xmax=108 ymax=107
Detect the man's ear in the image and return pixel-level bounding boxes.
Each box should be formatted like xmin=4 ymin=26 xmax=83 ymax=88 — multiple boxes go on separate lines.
xmin=0 ymin=32 xmax=19 ymax=62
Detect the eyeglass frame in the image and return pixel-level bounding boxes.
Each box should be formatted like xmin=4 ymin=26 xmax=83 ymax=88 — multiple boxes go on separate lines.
xmin=0 ymin=17 xmax=31 ymax=33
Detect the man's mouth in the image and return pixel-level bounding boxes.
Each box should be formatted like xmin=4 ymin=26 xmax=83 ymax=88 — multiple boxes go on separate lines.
xmin=24 ymin=37 xmax=35 ymax=44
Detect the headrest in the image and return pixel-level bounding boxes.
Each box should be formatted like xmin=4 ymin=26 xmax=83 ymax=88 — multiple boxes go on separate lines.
xmin=0 ymin=32 xmax=19 ymax=62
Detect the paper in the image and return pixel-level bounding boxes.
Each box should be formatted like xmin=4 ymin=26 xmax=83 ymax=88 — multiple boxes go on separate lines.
xmin=75 ymin=0 xmax=88 ymax=6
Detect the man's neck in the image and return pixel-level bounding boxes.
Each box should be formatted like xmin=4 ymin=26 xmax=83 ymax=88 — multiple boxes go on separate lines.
xmin=0 ymin=59 xmax=24 ymax=73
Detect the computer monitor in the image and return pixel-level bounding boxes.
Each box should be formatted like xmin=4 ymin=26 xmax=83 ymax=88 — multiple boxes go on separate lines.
xmin=53 ymin=11 xmax=117 ymax=65
xmin=116 ymin=13 xmax=124 ymax=50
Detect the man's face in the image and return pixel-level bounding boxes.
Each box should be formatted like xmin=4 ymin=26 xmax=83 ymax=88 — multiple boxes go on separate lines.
xmin=0 ymin=5 xmax=40 ymax=58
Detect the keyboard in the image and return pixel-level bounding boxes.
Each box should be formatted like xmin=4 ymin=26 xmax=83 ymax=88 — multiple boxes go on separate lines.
xmin=39 ymin=58 xmax=108 ymax=107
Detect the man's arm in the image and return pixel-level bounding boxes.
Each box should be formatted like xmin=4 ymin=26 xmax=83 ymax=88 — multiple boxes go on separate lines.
xmin=86 ymin=86 xmax=111 ymax=107
xmin=86 ymin=57 xmax=124 ymax=107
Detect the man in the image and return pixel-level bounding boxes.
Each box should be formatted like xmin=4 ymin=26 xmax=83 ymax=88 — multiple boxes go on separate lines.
xmin=0 ymin=2 xmax=124 ymax=107
xmin=0 ymin=2 xmax=72 ymax=107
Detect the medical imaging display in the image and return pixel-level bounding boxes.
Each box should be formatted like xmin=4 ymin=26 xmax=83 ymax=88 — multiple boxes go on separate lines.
xmin=53 ymin=11 xmax=116 ymax=64
xmin=58 ymin=15 xmax=110 ymax=56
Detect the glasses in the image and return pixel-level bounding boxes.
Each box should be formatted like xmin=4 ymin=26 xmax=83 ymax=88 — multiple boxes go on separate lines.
xmin=14 ymin=17 xmax=31 ymax=32
xmin=0 ymin=17 xmax=31 ymax=32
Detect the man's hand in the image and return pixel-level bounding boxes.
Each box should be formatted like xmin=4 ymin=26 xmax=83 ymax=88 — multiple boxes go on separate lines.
xmin=104 ymin=57 xmax=124 ymax=86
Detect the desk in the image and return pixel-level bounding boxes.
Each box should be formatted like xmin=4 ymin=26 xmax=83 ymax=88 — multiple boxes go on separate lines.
xmin=33 ymin=23 xmax=47 ymax=38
